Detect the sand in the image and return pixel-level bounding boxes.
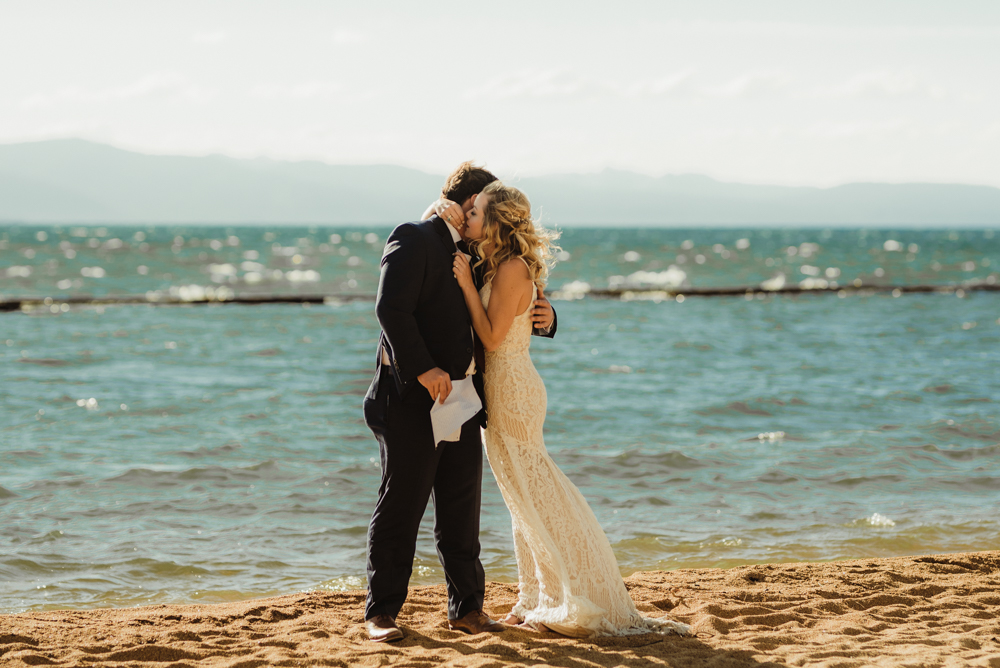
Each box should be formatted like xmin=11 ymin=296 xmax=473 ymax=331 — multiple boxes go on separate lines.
xmin=2 ymin=551 xmax=999 ymax=667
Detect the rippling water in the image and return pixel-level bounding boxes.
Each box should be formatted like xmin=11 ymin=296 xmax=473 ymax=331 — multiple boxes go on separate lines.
xmin=2 ymin=225 xmax=998 ymax=301
xmin=1 ymin=225 xmax=999 ymax=613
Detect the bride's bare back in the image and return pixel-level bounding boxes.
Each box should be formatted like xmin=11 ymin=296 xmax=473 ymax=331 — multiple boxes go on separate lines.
xmin=454 ymin=254 xmax=533 ymax=352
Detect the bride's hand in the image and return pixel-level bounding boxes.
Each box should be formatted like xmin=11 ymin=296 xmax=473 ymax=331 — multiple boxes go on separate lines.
xmin=453 ymin=252 xmax=474 ymax=291
xmin=433 ymin=198 xmax=465 ymax=228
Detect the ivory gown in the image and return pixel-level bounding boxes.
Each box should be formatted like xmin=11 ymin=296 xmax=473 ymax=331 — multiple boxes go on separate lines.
xmin=479 ymin=278 xmax=690 ymax=637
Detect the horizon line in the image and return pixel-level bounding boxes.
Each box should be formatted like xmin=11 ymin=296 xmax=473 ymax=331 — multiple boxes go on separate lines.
xmin=3 ymin=136 xmax=999 ymax=192
xmin=3 ymin=219 xmax=1000 ymax=230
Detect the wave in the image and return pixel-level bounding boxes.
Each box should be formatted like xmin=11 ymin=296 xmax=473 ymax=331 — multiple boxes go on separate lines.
xmin=569 ymin=449 xmax=710 ymax=478
xmin=696 ymin=401 xmax=775 ymax=417
xmin=173 ymin=442 xmax=244 ymax=458
xmin=941 ymin=476 xmax=1000 ymax=490
xmin=104 ymin=461 xmax=289 ymax=486
xmin=916 ymin=443 xmax=1000 ymax=461
xmin=17 ymin=357 xmax=73 ymax=366
xmin=830 ymin=475 xmax=906 ymax=487
xmin=756 ymin=470 xmax=799 ymax=484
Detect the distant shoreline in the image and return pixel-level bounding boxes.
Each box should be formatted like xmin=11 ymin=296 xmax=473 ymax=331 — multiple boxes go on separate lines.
xmin=3 ymin=139 xmax=1000 ymax=226
xmin=4 ymin=220 xmax=1000 ymax=229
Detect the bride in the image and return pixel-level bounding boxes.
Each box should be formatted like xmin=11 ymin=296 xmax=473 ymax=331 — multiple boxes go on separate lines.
xmin=446 ymin=182 xmax=690 ymax=638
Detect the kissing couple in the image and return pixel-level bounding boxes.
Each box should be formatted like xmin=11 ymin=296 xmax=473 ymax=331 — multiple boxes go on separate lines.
xmin=362 ymin=162 xmax=690 ymax=641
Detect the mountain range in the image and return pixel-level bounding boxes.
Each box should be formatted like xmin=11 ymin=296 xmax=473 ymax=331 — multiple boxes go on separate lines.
xmin=1 ymin=139 xmax=998 ymax=226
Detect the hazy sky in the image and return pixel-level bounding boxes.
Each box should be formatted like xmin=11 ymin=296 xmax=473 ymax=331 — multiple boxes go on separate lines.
xmin=2 ymin=1 xmax=998 ymax=186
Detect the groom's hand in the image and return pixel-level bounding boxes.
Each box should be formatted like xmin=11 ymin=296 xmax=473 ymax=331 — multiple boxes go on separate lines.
xmin=531 ymin=287 xmax=555 ymax=330
xmin=418 ymin=367 xmax=453 ymax=404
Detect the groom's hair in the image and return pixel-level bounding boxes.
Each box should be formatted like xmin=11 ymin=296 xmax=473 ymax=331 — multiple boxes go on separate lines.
xmin=442 ymin=161 xmax=498 ymax=205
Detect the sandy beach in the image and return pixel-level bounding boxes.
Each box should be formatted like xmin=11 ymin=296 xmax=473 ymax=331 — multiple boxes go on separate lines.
xmin=1 ymin=551 xmax=998 ymax=667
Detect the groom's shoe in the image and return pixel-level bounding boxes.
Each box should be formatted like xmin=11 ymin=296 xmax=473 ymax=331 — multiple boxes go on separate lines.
xmin=448 ymin=610 xmax=505 ymax=635
xmin=366 ymin=614 xmax=403 ymax=643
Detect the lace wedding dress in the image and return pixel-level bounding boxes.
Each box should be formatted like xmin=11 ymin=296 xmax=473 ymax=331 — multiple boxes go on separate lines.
xmin=480 ymin=279 xmax=691 ymax=638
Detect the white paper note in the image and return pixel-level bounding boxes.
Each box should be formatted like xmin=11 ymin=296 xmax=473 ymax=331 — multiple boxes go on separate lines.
xmin=429 ymin=375 xmax=482 ymax=447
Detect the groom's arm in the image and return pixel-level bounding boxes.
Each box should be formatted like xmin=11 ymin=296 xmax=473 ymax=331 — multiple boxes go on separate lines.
xmin=375 ymin=224 xmax=437 ymax=382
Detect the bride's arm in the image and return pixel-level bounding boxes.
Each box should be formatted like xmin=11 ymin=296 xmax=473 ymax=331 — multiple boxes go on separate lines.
xmin=453 ymin=255 xmax=531 ymax=352
xmin=421 ymin=198 xmax=465 ymax=223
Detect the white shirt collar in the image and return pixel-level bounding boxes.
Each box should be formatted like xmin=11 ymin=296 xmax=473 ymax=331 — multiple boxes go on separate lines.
xmin=444 ymin=218 xmax=463 ymax=245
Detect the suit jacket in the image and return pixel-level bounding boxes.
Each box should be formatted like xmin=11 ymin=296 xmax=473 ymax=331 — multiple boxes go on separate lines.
xmin=365 ymin=215 xmax=559 ymax=430
xmin=369 ymin=216 xmax=475 ymax=402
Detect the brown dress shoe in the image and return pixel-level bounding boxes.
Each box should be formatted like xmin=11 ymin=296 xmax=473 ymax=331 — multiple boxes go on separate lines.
xmin=448 ymin=610 xmax=505 ymax=634
xmin=366 ymin=614 xmax=403 ymax=643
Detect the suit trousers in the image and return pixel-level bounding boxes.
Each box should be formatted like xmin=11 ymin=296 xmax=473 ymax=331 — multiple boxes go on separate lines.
xmin=364 ymin=366 xmax=485 ymax=621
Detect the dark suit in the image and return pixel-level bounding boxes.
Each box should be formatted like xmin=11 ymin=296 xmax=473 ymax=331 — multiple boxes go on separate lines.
xmin=362 ymin=215 xmax=556 ymax=621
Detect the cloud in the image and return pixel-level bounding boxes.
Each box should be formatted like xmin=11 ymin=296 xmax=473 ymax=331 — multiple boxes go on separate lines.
xmin=621 ymin=71 xmax=694 ymax=98
xmin=702 ymin=71 xmax=791 ymax=98
xmin=982 ymin=122 xmax=1000 ymax=141
xmin=249 ymin=81 xmax=343 ymax=100
xmin=19 ymin=72 xmax=212 ymax=109
xmin=332 ymin=29 xmax=367 ymax=45
xmin=465 ymin=69 xmax=702 ymax=101
xmin=192 ymin=30 xmax=228 ymax=45
xmin=114 ymin=72 xmax=191 ymax=99
xmin=644 ymin=21 xmax=1000 ymax=43
xmin=463 ymin=70 xmax=595 ymax=100
xmin=19 ymin=85 xmax=85 ymax=110
xmin=808 ymin=71 xmax=945 ymax=100
xmin=463 ymin=69 xmax=803 ymax=102
xmin=800 ymin=119 xmax=907 ymax=139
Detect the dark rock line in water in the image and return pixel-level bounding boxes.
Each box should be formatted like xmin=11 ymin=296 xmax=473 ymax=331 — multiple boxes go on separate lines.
xmin=1 ymin=282 xmax=998 ymax=313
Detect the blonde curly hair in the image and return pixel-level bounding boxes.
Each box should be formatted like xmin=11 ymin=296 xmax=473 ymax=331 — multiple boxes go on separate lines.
xmin=472 ymin=181 xmax=560 ymax=290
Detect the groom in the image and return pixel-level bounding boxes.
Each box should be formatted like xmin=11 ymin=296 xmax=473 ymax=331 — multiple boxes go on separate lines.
xmin=362 ymin=162 xmax=556 ymax=642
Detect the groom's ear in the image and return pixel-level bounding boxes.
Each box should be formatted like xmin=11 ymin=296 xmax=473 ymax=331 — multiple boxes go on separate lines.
xmin=461 ymin=195 xmax=476 ymax=213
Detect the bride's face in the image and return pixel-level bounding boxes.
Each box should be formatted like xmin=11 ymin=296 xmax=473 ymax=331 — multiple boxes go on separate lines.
xmin=464 ymin=193 xmax=488 ymax=240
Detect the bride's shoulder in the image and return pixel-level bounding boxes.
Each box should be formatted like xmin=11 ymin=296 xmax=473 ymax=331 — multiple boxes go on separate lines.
xmin=495 ymin=256 xmax=531 ymax=279
xmin=492 ymin=257 xmax=531 ymax=292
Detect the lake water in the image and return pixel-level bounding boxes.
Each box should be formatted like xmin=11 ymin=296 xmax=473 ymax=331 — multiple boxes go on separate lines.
xmin=1 ymin=225 xmax=998 ymax=613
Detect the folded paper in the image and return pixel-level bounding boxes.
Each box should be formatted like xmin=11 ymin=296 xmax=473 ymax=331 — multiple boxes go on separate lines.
xmin=430 ymin=375 xmax=482 ymax=446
